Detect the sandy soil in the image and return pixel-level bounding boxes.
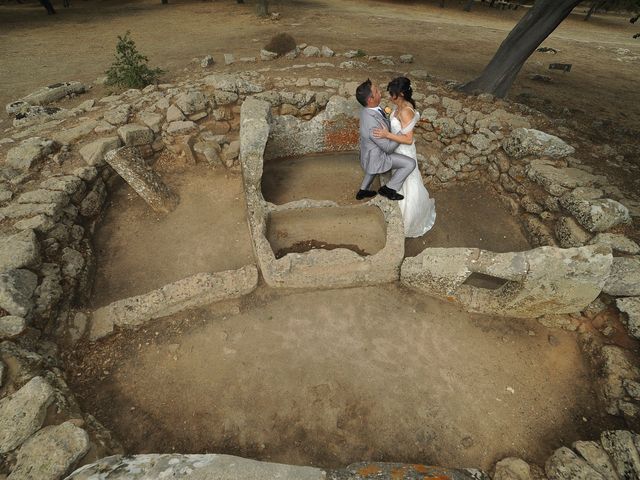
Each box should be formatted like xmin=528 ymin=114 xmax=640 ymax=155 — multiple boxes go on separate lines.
xmin=90 ymin=165 xmax=254 ymax=306
xmin=66 ymin=284 xmax=617 ymax=471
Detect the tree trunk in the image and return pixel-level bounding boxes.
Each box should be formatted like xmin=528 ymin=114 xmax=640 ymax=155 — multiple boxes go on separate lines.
xmin=463 ymin=0 xmax=474 ymax=12
xmin=489 ymin=0 xmax=497 ymax=6
xmin=460 ymin=0 xmax=583 ymax=98
xmin=161 ymin=0 xmax=168 ymax=4
xmin=439 ymin=0 xmax=445 ymax=8
xmin=257 ymin=0 xmax=268 ymax=16
xmin=237 ymin=0 xmax=244 ymax=3
xmin=584 ymin=0 xmax=605 ymax=21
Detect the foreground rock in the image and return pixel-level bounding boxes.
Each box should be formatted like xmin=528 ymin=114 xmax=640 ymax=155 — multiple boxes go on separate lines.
xmin=603 ymin=257 xmax=640 ymax=296
xmin=0 ymin=229 xmax=40 ymax=272
xmin=401 ymin=245 xmax=612 ymax=318
xmin=89 ymin=265 xmax=259 ymax=340
xmin=617 ymin=297 xmax=640 ymax=340
xmin=6 ymin=137 xmax=58 ymax=171
xmin=105 ymin=146 xmax=178 ymax=214
xmin=8 ymin=421 xmax=90 ymax=480
xmin=66 ymin=455 xmax=487 ymax=480
xmin=0 ymin=376 xmax=55 ymax=453
xmin=0 ymin=269 xmax=39 ymax=317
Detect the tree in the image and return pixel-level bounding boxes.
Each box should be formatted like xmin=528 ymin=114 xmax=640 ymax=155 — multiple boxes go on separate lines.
xmin=460 ymin=0 xmax=583 ymax=98
xmin=463 ymin=0 xmax=474 ymax=11
xmin=257 ymin=0 xmax=268 ymax=16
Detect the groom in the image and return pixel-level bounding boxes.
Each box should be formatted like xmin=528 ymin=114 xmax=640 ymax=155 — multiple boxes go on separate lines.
xmin=355 ymin=79 xmax=415 ymax=201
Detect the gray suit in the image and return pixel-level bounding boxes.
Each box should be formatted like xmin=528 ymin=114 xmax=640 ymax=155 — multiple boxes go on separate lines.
xmin=359 ymin=107 xmax=415 ymax=192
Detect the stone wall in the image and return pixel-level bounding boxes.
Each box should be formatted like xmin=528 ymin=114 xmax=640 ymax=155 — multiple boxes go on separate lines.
xmin=0 ymin=53 xmax=638 ymax=479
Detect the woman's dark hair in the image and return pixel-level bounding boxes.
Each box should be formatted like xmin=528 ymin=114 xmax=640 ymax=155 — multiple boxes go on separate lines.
xmin=387 ymin=77 xmax=415 ymax=109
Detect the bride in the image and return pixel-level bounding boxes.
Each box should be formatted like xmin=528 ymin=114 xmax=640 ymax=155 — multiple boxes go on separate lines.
xmin=373 ymin=77 xmax=436 ymax=238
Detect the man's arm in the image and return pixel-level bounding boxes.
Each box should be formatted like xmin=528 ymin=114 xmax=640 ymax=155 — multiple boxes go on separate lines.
xmin=366 ymin=115 xmax=398 ymax=153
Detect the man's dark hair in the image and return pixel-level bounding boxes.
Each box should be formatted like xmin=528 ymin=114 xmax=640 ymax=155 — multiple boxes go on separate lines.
xmin=355 ymin=79 xmax=372 ymax=107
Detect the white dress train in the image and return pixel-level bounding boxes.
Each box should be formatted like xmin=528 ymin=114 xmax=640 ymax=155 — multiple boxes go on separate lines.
xmin=391 ymin=109 xmax=436 ymax=238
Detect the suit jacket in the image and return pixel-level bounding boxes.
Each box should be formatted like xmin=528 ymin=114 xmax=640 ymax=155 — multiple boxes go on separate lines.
xmin=359 ymin=107 xmax=400 ymax=174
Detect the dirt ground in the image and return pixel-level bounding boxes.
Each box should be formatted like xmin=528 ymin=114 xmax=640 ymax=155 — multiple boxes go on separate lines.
xmin=90 ymin=165 xmax=254 ymax=306
xmin=66 ymin=284 xmax=617 ymax=471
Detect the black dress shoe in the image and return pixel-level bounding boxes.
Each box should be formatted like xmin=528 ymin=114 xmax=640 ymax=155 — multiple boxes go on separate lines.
xmin=378 ymin=185 xmax=404 ymax=201
xmin=356 ymin=189 xmax=377 ymax=200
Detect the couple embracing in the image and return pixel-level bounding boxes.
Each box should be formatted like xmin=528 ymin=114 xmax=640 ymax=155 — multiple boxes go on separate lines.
xmin=355 ymin=77 xmax=436 ymax=238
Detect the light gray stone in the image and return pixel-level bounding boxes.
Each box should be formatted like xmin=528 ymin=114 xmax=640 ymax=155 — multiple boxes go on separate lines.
xmin=0 ymin=203 xmax=61 ymax=221
xmin=302 ymin=45 xmax=321 ymax=57
xmin=617 ymin=297 xmax=640 ymax=340
xmin=17 ymin=189 xmax=69 ymax=206
xmin=573 ymin=440 xmax=620 ymax=480
xmin=442 ymin=97 xmax=462 ymax=116
xmin=6 ymin=137 xmax=58 ymax=171
xmin=79 ymin=136 xmax=122 ymax=166
xmin=35 ymin=263 xmax=63 ymax=318
xmin=105 ymin=146 xmax=178 ymax=214
xmin=0 ymin=269 xmax=38 ymax=317
xmin=0 ymin=229 xmax=40 ymax=272
xmin=468 ymin=133 xmax=491 ymax=151
xmin=600 ymin=430 xmax=640 ymax=480
xmin=175 ymin=90 xmax=206 ymax=114
xmin=0 ymin=376 xmax=55 ymax=454
xmin=166 ymin=120 xmax=197 ymax=135
xmin=139 ymin=111 xmax=163 ymax=133
xmin=9 ymin=422 xmax=89 ymax=480
xmin=399 ymin=54 xmax=414 ymax=63
xmin=260 ymin=49 xmax=278 ymax=61
xmin=67 ymin=454 xmax=325 ymax=480
xmin=10 ymin=81 xmax=85 ymax=108
xmin=603 ymin=257 xmax=640 ymax=297
xmin=200 ymin=55 xmax=214 ymax=68
xmin=589 ymin=233 xmax=640 ymax=255
xmin=401 ymin=245 xmax=612 ymax=318
xmin=504 ymin=128 xmax=575 ymax=159
xmin=103 ymin=103 xmax=131 ymax=126
xmin=0 ymin=315 xmax=26 ymax=339
xmin=13 ymin=215 xmax=56 ymax=233
xmin=193 ymin=141 xmax=222 ymax=166
xmin=166 ymin=104 xmax=185 ymax=122
xmin=527 ymin=159 xmax=602 ymax=193
xmin=224 ymin=53 xmax=235 ymax=65
xmin=213 ymin=90 xmax=239 ymax=106
xmin=117 ymin=124 xmax=154 ymax=146
xmin=545 ymin=446 xmax=605 ymax=479
xmin=40 ymin=175 xmax=83 ymax=195
xmin=433 ymin=117 xmax=463 ymax=138
xmin=90 ymin=265 xmax=258 ymax=340
xmin=493 ymin=457 xmax=533 ymax=480
xmin=51 ymin=120 xmax=99 ymax=145
xmin=321 ymin=45 xmax=335 ymax=57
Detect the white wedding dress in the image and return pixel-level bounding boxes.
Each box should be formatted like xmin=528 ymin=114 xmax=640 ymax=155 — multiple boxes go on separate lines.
xmin=391 ymin=109 xmax=436 ymax=238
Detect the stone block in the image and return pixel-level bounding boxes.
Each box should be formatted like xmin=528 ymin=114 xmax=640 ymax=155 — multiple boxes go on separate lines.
xmin=0 ymin=269 xmax=38 ymax=317
xmin=504 ymin=128 xmax=574 ymax=159
xmin=79 ymin=136 xmax=122 ymax=166
xmin=617 ymin=297 xmax=640 ymax=340
xmin=0 ymin=315 xmax=26 ymax=339
xmin=89 ymin=265 xmax=258 ymax=340
xmin=0 ymin=376 xmax=55 ymax=453
xmin=603 ymin=257 xmax=640 ymax=297
xmin=0 ymin=229 xmax=40 ymax=273
xmin=117 ymin=124 xmax=154 ymax=146
xmin=6 ymin=137 xmax=58 ymax=171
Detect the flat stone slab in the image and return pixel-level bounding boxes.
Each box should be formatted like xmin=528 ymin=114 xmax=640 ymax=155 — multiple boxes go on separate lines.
xmin=6 ymin=137 xmax=58 ymax=171
xmin=560 ymin=193 xmax=631 ymax=233
xmin=7 ymin=81 xmax=85 ymax=111
xmin=503 ymin=128 xmax=575 ymax=159
xmin=0 ymin=376 xmax=55 ymax=453
xmin=0 ymin=229 xmax=40 ymax=273
xmin=603 ymin=257 xmax=640 ymax=297
xmin=545 ymin=446 xmax=606 ymax=479
xmin=89 ymin=265 xmax=258 ymax=340
xmin=572 ymin=440 xmax=620 ymax=480
xmin=116 ymin=124 xmax=153 ymax=146
xmin=600 ymin=430 xmax=640 ymax=480
xmin=527 ymin=159 xmax=603 ymax=192
xmin=67 ymin=454 xmax=325 ymax=480
xmin=105 ymin=146 xmax=178 ymax=214
xmin=9 ymin=421 xmax=90 ymax=480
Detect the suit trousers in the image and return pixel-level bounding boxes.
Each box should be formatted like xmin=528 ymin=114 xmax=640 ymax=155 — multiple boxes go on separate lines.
xmin=360 ymin=152 xmax=415 ymax=192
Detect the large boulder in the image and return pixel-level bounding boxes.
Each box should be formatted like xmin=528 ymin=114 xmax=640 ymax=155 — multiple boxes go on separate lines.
xmin=0 ymin=376 xmax=55 ymax=453
xmin=8 ymin=421 xmax=90 ymax=480
xmin=401 ymin=245 xmax=613 ymax=318
xmin=503 ymin=128 xmax=575 ymax=159
xmin=560 ymin=190 xmax=631 ymax=233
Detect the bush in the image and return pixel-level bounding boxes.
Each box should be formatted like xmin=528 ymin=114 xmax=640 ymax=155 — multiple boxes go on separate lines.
xmin=264 ymin=33 xmax=297 ymax=56
xmin=105 ymin=32 xmax=163 ymax=89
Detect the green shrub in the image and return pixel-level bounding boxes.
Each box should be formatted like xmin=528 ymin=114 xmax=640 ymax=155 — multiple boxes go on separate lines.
xmin=105 ymin=32 xmax=163 ymax=89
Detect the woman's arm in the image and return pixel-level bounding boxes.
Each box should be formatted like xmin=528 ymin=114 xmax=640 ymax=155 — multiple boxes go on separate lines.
xmin=373 ymin=108 xmax=416 ymax=145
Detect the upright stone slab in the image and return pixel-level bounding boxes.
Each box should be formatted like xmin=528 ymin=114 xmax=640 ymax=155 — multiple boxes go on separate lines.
xmin=105 ymin=146 xmax=178 ymax=214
